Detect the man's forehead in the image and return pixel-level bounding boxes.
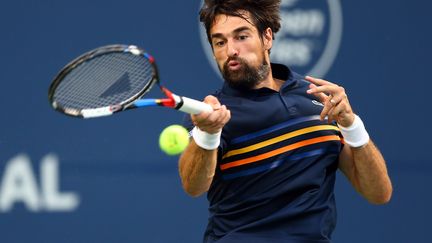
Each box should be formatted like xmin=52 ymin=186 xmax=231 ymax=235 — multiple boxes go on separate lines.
xmin=210 ymin=12 xmax=257 ymax=35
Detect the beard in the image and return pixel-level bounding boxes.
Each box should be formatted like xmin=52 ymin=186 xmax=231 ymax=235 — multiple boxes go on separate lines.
xmin=220 ymin=54 xmax=270 ymax=90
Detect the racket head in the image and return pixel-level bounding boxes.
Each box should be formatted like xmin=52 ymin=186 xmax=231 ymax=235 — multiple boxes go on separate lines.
xmin=48 ymin=44 xmax=159 ymax=118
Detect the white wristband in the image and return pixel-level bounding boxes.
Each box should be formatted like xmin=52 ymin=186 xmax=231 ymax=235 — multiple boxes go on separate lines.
xmin=192 ymin=126 xmax=221 ymax=150
xmin=338 ymin=115 xmax=370 ymax=148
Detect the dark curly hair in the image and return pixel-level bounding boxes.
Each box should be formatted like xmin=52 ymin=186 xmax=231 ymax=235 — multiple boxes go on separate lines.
xmin=199 ymin=0 xmax=281 ymax=44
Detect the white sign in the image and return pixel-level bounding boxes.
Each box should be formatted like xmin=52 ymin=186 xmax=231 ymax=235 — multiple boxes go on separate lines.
xmin=0 ymin=153 xmax=80 ymax=212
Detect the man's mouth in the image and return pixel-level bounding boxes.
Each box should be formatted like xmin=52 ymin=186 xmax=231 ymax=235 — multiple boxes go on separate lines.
xmin=227 ymin=60 xmax=241 ymax=71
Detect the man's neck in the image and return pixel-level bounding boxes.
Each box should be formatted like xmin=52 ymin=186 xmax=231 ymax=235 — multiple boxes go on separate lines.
xmin=253 ymin=72 xmax=284 ymax=91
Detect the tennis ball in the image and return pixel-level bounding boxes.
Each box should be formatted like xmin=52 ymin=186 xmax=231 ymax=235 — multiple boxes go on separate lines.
xmin=159 ymin=125 xmax=190 ymax=156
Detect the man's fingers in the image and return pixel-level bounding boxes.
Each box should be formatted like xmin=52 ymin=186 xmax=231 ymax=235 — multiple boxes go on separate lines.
xmin=305 ymin=76 xmax=332 ymax=86
xmin=320 ymin=99 xmax=334 ymax=121
xmin=192 ymin=103 xmax=231 ymax=134
xmin=203 ymin=95 xmax=221 ymax=110
xmin=193 ymin=95 xmax=222 ymax=122
xmin=306 ymin=76 xmax=355 ymax=126
xmin=329 ymin=92 xmax=347 ymax=106
xmin=307 ymin=83 xmax=340 ymax=96
xmin=307 ymin=81 xmax=347 ymax=109
xmin=212 ymin=105 xmax=228 ymax=125
xmin=308 ymin=84 xmax=328 ymax=103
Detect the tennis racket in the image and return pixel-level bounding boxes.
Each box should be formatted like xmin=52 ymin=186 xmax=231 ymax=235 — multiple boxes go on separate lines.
xmin=48 ymin=44 xmax=212 ymax=118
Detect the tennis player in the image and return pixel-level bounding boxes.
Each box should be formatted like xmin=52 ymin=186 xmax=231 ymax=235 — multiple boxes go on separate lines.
xmin=179 ymin=0 xmax=392 ymax=242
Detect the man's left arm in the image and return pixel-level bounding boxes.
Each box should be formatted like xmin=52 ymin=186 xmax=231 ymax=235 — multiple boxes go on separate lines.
xmin=306 ymin=76 xmax=392 ymax=204
xmin=338 ymin=138 xmax=392 ymax=204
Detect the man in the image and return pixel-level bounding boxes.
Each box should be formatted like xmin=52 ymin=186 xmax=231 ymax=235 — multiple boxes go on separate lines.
xmin=179 ymin=0 xmax=392 ymax=242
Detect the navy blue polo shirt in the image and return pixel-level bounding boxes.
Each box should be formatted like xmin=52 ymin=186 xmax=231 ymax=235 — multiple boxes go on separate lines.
xmin=185 ymin=63 xmax=343 ymax=243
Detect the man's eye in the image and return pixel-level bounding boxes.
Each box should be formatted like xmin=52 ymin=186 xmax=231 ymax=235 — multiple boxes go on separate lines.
xmin=238 ymin=35 xmax=248 ymax=40
xmin=214 ymin=41 xmax=225 ymax=47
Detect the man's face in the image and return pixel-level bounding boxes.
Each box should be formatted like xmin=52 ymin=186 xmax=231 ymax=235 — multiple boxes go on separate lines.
xmin=210 ymin=12 xmax=271 ymax=89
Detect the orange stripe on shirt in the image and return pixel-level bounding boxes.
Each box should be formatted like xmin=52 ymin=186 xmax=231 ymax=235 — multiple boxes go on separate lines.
xmin=220 ymin=135 xmax=341 ymax=171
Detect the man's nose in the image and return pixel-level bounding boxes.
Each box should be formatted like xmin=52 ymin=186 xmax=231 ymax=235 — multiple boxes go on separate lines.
xmin=226 ymin=40 xmax=239 ymax=57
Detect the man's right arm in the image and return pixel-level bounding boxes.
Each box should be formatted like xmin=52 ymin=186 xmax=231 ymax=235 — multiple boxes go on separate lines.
xmin=179 ymin=140 xmax=218 ymax=197
xmin=178 ymin=95 xmax=231 ymax=197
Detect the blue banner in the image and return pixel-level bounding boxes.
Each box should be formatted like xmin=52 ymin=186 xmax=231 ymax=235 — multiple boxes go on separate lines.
xmin=0 ymin=0 xmax=430 ymax=242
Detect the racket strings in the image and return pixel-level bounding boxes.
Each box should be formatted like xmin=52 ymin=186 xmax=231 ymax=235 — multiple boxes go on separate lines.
xmin=53 ymin=52 xmax=154 ymax=110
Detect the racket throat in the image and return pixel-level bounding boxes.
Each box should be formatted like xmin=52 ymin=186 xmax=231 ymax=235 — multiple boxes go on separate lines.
xmin=161 ymin=86 xmax=181 ymax=108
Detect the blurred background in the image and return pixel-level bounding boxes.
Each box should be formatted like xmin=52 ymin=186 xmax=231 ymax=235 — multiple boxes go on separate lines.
xmin=0 ymin=0 xmax=430 ymax=242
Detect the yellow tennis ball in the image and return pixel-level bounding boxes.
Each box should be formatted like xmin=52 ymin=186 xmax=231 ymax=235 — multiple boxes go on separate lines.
xmin=159 ymin=125 xmax=190 ymax=155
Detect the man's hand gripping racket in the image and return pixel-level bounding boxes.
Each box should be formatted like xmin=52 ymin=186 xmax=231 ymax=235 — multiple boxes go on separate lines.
xmin=48 ymin=44 xmax=212 ymax=118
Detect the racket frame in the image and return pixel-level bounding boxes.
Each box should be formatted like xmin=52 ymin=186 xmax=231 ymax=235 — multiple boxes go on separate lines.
xmin=49 ymin=44 xmax=212 ymax=118
xmin=49 ymin=45 xmax=161 ymax=118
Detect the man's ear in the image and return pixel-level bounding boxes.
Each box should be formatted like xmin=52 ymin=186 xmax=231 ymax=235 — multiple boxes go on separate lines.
xmin=263 ymin=27 xmax=273 ymax=51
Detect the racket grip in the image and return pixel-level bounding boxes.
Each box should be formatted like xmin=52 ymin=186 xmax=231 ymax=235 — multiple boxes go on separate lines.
xmin=178 ymin=96 xmax=213 ymax=114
